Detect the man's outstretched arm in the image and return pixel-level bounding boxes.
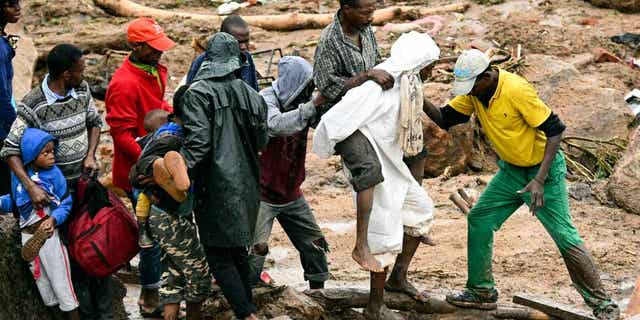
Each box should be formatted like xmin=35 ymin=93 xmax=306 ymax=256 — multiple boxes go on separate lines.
xmin=423 ymin=99 xmax=471 ymax=130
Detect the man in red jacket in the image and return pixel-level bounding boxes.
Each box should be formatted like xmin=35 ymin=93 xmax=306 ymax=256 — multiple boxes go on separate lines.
xmin=105 ymin=17 xmax=174 ymax=318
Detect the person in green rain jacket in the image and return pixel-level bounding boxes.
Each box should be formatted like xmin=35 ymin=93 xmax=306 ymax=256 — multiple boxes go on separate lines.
xmin=179 ymin=32 xmax=267 ymax=320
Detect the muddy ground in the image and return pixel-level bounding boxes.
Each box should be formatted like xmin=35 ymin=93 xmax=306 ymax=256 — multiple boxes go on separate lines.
xmin=13 ymin=0 xmax=640 ymax=318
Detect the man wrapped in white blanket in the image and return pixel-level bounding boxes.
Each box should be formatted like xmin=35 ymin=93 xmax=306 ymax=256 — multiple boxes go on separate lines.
xmin=313 ymin=31 xmax=440 ymax=319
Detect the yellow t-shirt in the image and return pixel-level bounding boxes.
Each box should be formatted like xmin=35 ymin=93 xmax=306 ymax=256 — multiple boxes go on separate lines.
xmin=449 ymin=70 xmax=551 ymax=167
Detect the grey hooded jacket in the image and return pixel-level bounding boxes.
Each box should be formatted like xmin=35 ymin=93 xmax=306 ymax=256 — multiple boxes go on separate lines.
xmin=258 ymin=56 xmax=316 ymax=205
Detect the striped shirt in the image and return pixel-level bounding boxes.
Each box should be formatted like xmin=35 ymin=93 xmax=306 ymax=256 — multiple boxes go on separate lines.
xmin=0 ymin=80 xmax=102 ymax=182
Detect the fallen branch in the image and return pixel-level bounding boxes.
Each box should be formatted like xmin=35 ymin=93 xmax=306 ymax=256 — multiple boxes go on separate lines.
xmin=561 ymin=136 xmax=627 ymax=181
xmin=94 ymin=0 xmax=469 ymax=31
xmin=305 ymin=288 xmax=552 ymax=320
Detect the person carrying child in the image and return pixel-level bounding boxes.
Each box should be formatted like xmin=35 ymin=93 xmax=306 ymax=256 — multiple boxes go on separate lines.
xmin=129 ymin=86 xmax=211 ymax=320
xmin=0 ymin=128 xmax=79 ymax=320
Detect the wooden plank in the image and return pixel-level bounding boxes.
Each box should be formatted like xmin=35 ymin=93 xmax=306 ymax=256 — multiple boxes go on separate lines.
xmin=513 ymin=294 xmax=595 ymax=320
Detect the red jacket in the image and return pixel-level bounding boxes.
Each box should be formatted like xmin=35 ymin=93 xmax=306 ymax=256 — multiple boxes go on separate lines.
xmin=105 ymin=57 xmax=172 ymax=192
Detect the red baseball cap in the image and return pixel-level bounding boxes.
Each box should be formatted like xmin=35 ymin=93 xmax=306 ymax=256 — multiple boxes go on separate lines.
xmin=127 ymin=17 xmax=176 ymax=52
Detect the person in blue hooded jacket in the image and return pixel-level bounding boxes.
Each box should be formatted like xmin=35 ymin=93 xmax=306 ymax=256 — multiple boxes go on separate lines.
xmin=0 ymin=128 xmax=80 ymax=320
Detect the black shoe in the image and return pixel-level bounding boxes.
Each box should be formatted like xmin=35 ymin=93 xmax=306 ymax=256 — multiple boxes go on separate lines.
xmin=594 ymin=303 xmax=620 ymax=320
xmin=446 ymin=290 xmax=498 ymax=310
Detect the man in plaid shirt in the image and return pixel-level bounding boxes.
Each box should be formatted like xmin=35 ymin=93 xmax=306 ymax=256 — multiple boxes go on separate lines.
xmin=313 ymin=1 xmax=433 ymax=319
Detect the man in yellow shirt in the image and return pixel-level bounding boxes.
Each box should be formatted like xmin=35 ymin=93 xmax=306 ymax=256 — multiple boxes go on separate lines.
xmin=423 ymin=49 xmax=619 ymax=320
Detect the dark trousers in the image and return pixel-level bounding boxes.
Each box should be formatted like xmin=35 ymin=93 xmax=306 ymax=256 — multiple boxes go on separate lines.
xmin=71 ymin=260 xmax=114 ymax=320
xmin=205 ymin=246 xmax=256 ymax=319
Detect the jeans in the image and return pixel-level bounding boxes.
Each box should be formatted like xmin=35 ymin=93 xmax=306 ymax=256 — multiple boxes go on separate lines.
xmin=205 ymin=246 xmax=256 ymax=319
xmin=249 ymin=197 xmax=329 ymax=283
xmin=128 ymin=191 xmax=161 ymax=289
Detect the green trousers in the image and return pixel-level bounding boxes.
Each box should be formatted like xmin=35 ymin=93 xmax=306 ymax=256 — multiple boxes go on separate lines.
xmin=467 ymin=152 xmax=613 ymax=310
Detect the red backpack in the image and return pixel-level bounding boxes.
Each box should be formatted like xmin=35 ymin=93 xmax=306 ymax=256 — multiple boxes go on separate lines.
xmin=67 ymin=177 xmax=139 ymax=277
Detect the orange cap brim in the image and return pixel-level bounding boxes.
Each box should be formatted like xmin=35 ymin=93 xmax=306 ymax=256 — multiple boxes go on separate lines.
xmin=147 ymin=35 xmax=176 ymax=52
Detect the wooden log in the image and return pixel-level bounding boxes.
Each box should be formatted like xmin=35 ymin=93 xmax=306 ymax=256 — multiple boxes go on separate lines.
xmin=513 ymin=294 xmax=595 ymax=320
xmin=305 ymin=288 xmax=552 ymax=320
xmin=449 ymin=192 xmax=471 ymax=214
xmin=93 ymin=0 xmax=469 ymax=31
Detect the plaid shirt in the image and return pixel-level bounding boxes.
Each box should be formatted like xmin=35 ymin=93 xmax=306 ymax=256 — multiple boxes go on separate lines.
xmin=313 ymin=11 xmax=381 ymax=108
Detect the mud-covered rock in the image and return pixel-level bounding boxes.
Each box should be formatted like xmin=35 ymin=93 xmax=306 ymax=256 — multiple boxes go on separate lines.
xmin=0 ymin=216 xmax=54 ymax=320
xmin=203 ymin=286 xmax=326 ymax=320
xmin=586 ymin=0 xmax=640 ymax=12
xmin=422 ymin=118 xmax=474 ymax=178
xmin=607 ymin=125 xmax=640 ymax=214
xmin=524 ymin=54 xmax=633 ymax=139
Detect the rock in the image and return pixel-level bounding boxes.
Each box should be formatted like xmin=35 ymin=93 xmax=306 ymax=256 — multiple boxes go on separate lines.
xmin=261 ymin=287 xmax=325 ymax=319
xmin=607 ymin=125 xmax=640 ymax=215
xmin=422 ymin=116 xmax=473 ymax=178
xmin=568 ymin=182 xmax=592 ymax=200
xmin=593 ymin=48 xmax=624 ymax=64
xmin=524 ymin=54 xmax=633 ymax=140
xmin=586 ymin=0 xmax=640 ymax=13
xmin=0 ymin=216 xmax=54 ymax=320
xmin=5 ymin=24 xmax=37 ymax=101
xmin=203 ymin=286 xmax=326 ymax=319
xmin=565 ymin=53 xmax=594 ymax=69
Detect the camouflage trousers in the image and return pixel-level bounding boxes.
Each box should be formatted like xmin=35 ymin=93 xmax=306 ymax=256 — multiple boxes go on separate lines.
xmin=149 ymin=205 xmax=212 ymax=304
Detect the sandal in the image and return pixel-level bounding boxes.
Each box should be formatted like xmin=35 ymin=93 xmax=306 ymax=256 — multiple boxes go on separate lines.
xmin=21 ymin=226 xmax=49 ymax=262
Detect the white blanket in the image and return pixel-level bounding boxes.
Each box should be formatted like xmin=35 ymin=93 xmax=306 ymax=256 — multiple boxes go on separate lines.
xmin=313 ymin=32 xmax=440 ymax=267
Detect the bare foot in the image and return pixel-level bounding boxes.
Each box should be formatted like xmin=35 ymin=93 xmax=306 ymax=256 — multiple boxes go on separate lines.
xmin=164 ymin=151 xmax=190 ymax=192
xmin=418 ymin=235 xmax=436 ymax=246
xmin=352 ymin=246 xmax=383 ymax=273
xmin=363 ymin=305 xmax=404 ymax=320
xmin=153 ymin=158 xmax=187 ymax=202
xmin=385 ymin=278 xmax=430 ymax=303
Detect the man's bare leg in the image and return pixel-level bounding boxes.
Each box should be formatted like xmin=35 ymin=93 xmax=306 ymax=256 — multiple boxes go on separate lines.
xmin=163 ymin=303 xmax=180 ymax=320
xmin=385 ymin=156 xmax=429 ymax=301
xmin=386 ymin=234 xmax=429 ymax=302
xmin=406 ymin=156 xmax=433 ymax=252
xmin=364 ymin=268 xmax=404 ymax=320
xmin=353 ymin=187 xmax=383 ymax=273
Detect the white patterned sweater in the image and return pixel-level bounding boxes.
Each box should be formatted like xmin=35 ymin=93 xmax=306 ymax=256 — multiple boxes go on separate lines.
xmin=0 ymin=81 xmax=102 ymax=183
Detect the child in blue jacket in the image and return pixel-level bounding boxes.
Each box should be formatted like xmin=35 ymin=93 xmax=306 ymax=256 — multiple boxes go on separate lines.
xmin=0 ymin=128 xmax=79 ymax=318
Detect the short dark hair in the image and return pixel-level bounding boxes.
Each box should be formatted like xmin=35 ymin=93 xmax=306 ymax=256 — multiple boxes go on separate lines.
xmin=339 ymin=0 xmax=360 ymax=8
xmin=220 ymin=14 xmax=249 ymax=33
xmin=0 ymin=0 xmax=19 ymax=7
xmin=220 ymin=15 xmax=248 ymax=33
xmin=47 ymin=44 xmax=83 ymax=79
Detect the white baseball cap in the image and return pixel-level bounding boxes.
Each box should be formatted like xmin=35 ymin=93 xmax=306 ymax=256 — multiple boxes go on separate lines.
xmin=452 ymin=49 xmax=490 ymax=96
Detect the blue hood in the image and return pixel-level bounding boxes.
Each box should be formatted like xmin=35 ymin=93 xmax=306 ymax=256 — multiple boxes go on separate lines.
xmin=20 ymin=128 xmax=56 ymax=166
xmin=273 ymin=56 xmax=313 ymax=110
